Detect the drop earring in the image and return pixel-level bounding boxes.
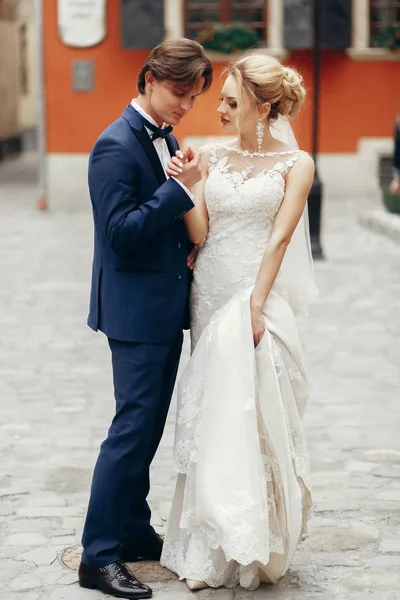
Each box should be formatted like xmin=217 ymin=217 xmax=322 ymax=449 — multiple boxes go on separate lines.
xmin=256 ymin=118 xmax=264 ymax=153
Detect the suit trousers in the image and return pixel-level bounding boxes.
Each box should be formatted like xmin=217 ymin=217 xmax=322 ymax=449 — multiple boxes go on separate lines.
xmin=81 ymin=331 xmax=183 ymax=567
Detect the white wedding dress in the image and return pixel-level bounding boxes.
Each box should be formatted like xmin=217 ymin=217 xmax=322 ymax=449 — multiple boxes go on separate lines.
xmin=161 ymin=144 xmax=313 ymax=590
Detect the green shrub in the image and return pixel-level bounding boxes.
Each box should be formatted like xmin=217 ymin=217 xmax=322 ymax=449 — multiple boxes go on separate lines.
xmin=196 ymin=22 xmax=261 ymax=55
xmin=382 ymin=186 xmax=400 ymax=214
xmin=371 ymin=26 xmax=400 ymax=52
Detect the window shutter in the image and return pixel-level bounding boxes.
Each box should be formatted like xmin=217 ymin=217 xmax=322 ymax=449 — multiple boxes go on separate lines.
xmin=321 ymin=0 xmax=352 ymax=49
xmin=284 ymin=0 xmax=313 ymax=49
xmin=284 ymin=0 xmax=352 ymax=50
xmin=121 ymin=0 xmax=164 ymax=49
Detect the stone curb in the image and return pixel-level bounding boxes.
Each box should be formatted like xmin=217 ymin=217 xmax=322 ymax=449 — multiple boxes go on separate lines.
xmin=359 ymin=208 xmax=400 ymax=243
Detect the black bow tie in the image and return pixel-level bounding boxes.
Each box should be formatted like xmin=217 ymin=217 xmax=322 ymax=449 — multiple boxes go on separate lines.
xmin=150 ymin=124 xmax=173 ymax=141
xmin=133 ymin=107 xmax=173 ymax=141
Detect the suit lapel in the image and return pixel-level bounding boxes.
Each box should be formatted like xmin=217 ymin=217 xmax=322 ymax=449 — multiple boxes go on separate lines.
xmin=166 ymin=134 xmax=178 ymax=158
xmin=131 ymin=127 xmax=166 ymax=186
xmin=122 ymin=105 xmax=166 ymax=186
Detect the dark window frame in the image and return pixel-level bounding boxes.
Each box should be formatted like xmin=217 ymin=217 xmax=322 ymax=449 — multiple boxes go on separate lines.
xmin=370 ymin=0 xmax=400 ymax=44
xmin=184 ymin=0 xmax=267 ymax=43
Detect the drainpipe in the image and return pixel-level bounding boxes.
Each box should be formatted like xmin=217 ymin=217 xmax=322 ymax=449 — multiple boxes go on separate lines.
xmin=34 ymin=0 xmax=47 ymax=210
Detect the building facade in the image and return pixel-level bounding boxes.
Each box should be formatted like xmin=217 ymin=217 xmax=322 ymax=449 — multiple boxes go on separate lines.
xmin=40 ymin=0 xmax=400 ymax=209
xmin=0 ymin=0 xmax=37 ymax=159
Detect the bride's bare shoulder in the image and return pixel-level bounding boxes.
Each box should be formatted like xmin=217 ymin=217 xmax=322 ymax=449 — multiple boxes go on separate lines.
xmin=288 ymin=151 xmax=315 ymax=184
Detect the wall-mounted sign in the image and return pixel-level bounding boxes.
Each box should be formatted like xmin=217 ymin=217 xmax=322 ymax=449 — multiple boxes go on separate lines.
xmin=58 ymin=0 xmax=107 ymax=48
xmin=72 ymin=60 xmax=95 ymax=91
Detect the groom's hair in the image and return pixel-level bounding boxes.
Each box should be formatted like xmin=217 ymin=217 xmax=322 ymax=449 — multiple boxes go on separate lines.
xmin=137 ymin=38 xmax=213 ymax=95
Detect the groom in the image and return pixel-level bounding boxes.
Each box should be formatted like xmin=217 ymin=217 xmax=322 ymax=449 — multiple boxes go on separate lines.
xmin=79 ymin=39 xmax=212 ymax=599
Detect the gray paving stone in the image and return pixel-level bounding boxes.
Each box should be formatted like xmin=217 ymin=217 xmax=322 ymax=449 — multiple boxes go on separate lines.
xmin=1 ymin=152 xmax=400 ymax=599
xmin=360 ymin=207 xmax=400 ymax=243
xmin=312 ymin=553 xmax=365 ymax=568
xmin=46 ymin=587 xmax=104 ymax=600
xmin=363 ymin=450 xmax=400 ymax=463
xmin=0 ymin=504 xmax=14 ymax=516
xmin=373 ymin=465 xmax=400 ymax=479
xmin=333 ymin=594 xmax=400 ymax=600
xmin=369 ymin=554 xmax=400 ymax=568
xmin=303 ymin=523 xmax=379 ymax=553
xmin=8 ymin=574 xmax=43 ymax=592
xmin=379 ymin=539 xmax=400 ymax=553
xmin=346 ymin=460 xmax=378 ymax=473
xmin=48 ymin=536 xmax=78 ymax=547
xmin=5 ymin=533 xmax=48 ymax=546
xmin=15 ymin=507 xmax=83 ymax=518
xmin=17 ymin=548 xmax=58 ymax=566
xmin=6 ymin=594 xmax=43 ymax=600
xmin=345 ymin=569 xmax=400 ymax=591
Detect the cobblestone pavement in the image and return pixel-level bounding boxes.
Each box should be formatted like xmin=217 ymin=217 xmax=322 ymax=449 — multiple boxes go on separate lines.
xmin=1 ymin=152 xmax=400 ymax=600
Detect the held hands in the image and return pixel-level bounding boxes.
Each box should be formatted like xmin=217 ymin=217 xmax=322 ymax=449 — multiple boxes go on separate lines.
xmin=167 ymin=148 xmax=202 ymax=189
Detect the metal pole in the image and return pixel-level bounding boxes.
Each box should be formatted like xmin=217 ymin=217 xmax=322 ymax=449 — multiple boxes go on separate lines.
xmin=308 ymin=0 xmax=324 ymax=259
xmin=34 ymin=0 xmax=47 ymax=210
xmin=312 ymin=0 xmax=320 ymax=164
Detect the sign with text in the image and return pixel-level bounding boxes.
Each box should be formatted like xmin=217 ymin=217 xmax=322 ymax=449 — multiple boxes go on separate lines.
xmin=58 ymin=0 xmax=107 ymax=47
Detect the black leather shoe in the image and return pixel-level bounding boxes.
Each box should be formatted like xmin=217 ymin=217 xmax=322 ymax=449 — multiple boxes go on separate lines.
xmin=78 ymin=560 xmax=152 ymax=599
xmin=119 ymin=531 xmax=164 ymax=562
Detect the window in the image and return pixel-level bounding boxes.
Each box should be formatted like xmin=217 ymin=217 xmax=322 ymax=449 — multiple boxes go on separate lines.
xmin=370 ymin=0 xmax=400 ymax=46
xmin=348 ymin=0 xmax=400 ymax=58
xmin=185 ymin=0 xmax=267 ymax=43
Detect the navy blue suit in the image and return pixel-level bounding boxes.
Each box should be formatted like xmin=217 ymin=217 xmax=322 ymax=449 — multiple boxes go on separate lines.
xmin=81 ymin=105 xmax=194 ymax=567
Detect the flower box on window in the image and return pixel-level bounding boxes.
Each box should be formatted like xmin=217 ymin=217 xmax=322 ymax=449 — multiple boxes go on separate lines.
xmin=196 ymin=21 xmax=261 ymax=55
xmin=371 ymin=25 xmax=400 ymax=52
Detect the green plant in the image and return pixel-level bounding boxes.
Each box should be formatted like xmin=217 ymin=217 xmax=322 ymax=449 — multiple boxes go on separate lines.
xmin=382 ymin=186 xmax=400 ymax=214
xmin=196 ymin=22 xmax=261 ymax=55
xmin=371 ymin=25 xmax=400 ymax=52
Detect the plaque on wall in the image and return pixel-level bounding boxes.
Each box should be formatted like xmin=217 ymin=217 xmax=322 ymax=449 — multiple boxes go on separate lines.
xmin=58 ymin=0 xmax=107 ymax=48
xmin=72 ymin=60 xmax=95 ymax=91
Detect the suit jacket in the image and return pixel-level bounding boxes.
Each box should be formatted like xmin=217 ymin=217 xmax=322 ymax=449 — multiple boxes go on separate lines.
xmin=87 ymin=105 xmax=195 ymax=343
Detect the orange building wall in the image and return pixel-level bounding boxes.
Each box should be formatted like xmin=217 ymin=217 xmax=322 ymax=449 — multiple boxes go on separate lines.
xmin=44 ymin=1 xmax=400 ymax=154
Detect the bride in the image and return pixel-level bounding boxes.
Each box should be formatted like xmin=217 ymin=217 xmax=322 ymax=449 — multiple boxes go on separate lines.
xmin=160 ymin=53 xmax=318 ymax=591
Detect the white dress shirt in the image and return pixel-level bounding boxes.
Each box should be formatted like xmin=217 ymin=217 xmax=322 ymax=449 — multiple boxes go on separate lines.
xmin=130 ymin=99 xmax=194 ymax=200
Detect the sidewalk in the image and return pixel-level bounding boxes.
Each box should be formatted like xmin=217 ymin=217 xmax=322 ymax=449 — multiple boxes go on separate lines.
xmin=1 ymin=153 xmax=400 ymax=600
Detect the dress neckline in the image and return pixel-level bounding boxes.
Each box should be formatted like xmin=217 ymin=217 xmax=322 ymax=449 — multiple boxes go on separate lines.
xmin=215 ymin=143 xmax=298 ymax=158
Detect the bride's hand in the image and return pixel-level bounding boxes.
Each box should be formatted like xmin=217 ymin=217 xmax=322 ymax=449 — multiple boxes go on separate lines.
xmin=166 ymin=155 xmax=184 ymax=177
xmin=187 ymin=239 xmax=205 ymax=270
xmin=250 ymin=302 xmax=265 ymax=348
xmin=166 ymin=148 xmax=195 ymax=177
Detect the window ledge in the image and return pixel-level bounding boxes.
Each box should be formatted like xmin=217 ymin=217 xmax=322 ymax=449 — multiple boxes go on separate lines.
xmin=346 ymin=47 xmax=400 ymax=61
xmin=206 ymin=47 xmax=288 ymax=63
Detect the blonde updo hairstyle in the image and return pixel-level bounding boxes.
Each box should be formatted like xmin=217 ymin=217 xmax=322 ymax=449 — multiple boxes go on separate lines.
xmin=225 ymin=54 xmax=306 ymax=126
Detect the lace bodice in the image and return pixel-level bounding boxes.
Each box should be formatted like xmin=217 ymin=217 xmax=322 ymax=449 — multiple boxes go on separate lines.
xmin=191 ymin=143 xmax=302 ymax=346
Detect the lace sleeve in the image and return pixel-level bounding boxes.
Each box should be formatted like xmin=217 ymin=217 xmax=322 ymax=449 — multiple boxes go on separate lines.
xmin=203 ymin=144 xmax=218 ymax=173
xmin=275 ymin=151 xmax=302 ymax=178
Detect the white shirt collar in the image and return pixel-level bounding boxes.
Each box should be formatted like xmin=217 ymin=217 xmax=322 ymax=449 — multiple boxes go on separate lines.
xmin=131 ymin=98 xmax=159 ymax=129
